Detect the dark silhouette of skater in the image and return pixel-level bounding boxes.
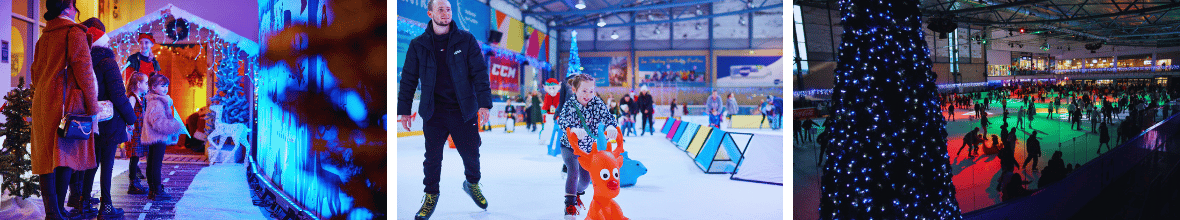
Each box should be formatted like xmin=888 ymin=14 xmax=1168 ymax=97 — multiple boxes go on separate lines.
xmin=1023 ymin=132 xmax=1042 ymax=171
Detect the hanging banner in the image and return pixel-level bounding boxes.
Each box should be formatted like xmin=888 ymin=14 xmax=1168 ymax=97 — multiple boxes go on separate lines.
xmin=523 ymin=28 xmax=550 ymax=61
xmin=582 ymin=56 xmax=630 ymax=87
xmin=490 ymin=55 xmax=520 ymax=95
xmin=715 ymin=56 xmax=784 ymax=87
xmin=493 ymin=11 xmax=524 ymax=53
xmin=637 ymin=56 xmax=707 ymax=87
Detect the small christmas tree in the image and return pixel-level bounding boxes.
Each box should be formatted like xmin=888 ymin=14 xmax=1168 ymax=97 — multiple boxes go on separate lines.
xmin=212 ymin=47 xmax=250 ymax=125
xmin=0 ymin=78 xmax=39 ymax=199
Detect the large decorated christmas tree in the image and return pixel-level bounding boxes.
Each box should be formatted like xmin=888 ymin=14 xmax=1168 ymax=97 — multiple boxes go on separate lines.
xmin=819 ymin=0 xmax=962 ymax=219
xmin=0 ymin=78 xmax=38 ymax=199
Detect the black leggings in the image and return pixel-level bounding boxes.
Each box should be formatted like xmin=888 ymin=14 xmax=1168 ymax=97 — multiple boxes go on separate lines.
xmin=70 ymin=140 xmax=119 ymax=205
xmin=96 ymin=141 xmax=118 ymax=204
xmin=147 ymin=143 xmax=166 ymax=191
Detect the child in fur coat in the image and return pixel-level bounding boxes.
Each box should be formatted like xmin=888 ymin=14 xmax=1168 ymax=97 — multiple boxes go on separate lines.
xmin=140 ymin=74 xmax=184 ymax=201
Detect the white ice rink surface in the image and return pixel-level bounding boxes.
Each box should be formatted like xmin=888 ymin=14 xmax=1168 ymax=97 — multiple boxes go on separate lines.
xmin=396 ymin=120 xmax=783 ymax=220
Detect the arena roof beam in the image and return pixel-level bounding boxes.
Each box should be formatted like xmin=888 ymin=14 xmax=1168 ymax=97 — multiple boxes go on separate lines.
xmin=553 ymin=3 xmax=781 ymax=29
xmin=529 ymin=0 xmax=564 ymax=11
xmin=550 ymin=0 xmax=645 ymax=27
xmin=524 ymin=0 xmax=724 ymax=16
xmin=958 ymin=3 xmax=1180 ymax=25
xmin=926 ymin=0 xmax=1052 ymax=15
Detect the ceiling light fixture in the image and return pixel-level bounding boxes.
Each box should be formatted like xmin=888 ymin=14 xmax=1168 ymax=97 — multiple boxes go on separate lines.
xmin=576 ymin=0 xmax=586 ymax=9
xmin=695 ymin=23 xmax=702 ymax=30
xmin=611 ymin=30 xmax=619 ymax=39
xmin=597 ymin=17 xmax=606 ymax=27
xmin=696 ymin=5 xmax=703 ymax=16
xmin=654 ymin=27 xmax=660 ymax=34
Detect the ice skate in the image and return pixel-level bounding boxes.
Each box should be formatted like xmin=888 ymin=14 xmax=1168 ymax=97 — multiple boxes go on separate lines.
xmin=415 ymin=193 xmax=438 ymax=220
xmin=462 ymin=180 xmax=488 ymax=209
xmin=564 ymin=195 xmax=580 ymax=220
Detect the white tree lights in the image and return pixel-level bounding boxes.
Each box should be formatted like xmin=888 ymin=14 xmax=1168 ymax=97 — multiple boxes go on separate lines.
xmin=818 ymin=0 xmax=962 ymax=219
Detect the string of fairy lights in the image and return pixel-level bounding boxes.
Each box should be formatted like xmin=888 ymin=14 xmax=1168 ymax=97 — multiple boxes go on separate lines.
xmin=107 ymin=9 xmax=252 ymax=83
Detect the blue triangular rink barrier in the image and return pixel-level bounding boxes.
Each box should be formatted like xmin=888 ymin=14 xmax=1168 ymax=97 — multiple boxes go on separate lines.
xmin=677 ymin=124 xmax=698 ymax=150
xmin=697 ymin=131 xmax=748 ymax=173
xmin=672 ymin=122 xmax=689 ymax=146
xmin=661 ymin=118 xmax=673 ymax=134
xmin=547 ymin=125 xmax=563 ymax=157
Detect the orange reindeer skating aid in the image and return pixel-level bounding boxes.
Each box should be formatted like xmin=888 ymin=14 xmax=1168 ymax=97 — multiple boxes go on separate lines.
xmin=565 ymin=127 xmax=629 ymax=220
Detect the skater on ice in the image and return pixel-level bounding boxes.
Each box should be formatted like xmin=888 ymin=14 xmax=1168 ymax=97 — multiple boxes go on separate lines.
xmin=504 ymin=97 xmax=516 ymax=133
xmin=396 ymin=0 xmax=493 ymax=218
xmin=557 ymin=73 xmax=621 ymax=219
xmin=706 ymin=91 xmax=724 ymax=128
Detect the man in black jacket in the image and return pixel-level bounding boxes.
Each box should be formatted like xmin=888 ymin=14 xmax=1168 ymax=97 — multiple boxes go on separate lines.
xmin=397 ymin=1 xmax=492 ymax=219
xmin=637 ymin=86 xmax=655 ymax=136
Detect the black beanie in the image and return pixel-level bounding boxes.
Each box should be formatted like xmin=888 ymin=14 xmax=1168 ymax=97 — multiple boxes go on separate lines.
xmin=43 ymin=0 xmax=70 ymax=21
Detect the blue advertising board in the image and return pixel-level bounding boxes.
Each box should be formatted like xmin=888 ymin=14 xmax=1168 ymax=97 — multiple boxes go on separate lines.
xmin=715 ymin=56 xmax=783 ymax=87
xmin=581 ymin=57 xmax=613 ymax=87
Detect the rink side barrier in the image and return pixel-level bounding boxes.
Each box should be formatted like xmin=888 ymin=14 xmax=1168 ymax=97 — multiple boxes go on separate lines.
xmin=396 ymin=100 xmax=677 ymax=137
xmin=659 ymin=118 xmax=783 ymax=185
xmin=728 ymin=115 xmax=778 ymax=129
xmin=963 ymin=111 xmax=1180 ymax=219
xmin=247 ymin=155 xmax=319 ymax=219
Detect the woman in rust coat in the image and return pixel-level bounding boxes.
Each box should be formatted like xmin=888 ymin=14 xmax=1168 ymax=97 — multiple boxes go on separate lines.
xmin=30 ymin=1 xmax=100 ymax=219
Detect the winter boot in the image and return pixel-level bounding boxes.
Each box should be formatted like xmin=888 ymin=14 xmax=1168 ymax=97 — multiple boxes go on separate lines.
xmin=148 ymin=186 xmax=171 ymax=201
xmin=127 ymin=179 xmax=148 ymax=195
xmin=66 ymin=194 xmax=98 ymax=210
xmin=414 ymin=193 xmax=439 ymax=220
xmin=96 ymin=203 xmax=125 ymax=220
xmin=564 ymin=195 xmax=579 ymax=220
xmin=68 ymin=195 xmax=98 ymax=219
xmin=462 ymin=180 xmax=488 ymax=209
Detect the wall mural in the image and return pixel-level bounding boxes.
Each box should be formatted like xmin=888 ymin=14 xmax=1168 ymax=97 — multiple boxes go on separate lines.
xmin=637 ymin=56 xmax=708 ymax=87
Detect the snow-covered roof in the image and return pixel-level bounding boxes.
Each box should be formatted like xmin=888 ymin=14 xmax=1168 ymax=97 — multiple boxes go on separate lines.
xmin=107 ymin=4 xmax=259 ymax=57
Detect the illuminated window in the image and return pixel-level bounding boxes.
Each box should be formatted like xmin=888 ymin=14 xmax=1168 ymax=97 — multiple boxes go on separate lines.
xmin=792 ymin=5 xmax=808 ymax=77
